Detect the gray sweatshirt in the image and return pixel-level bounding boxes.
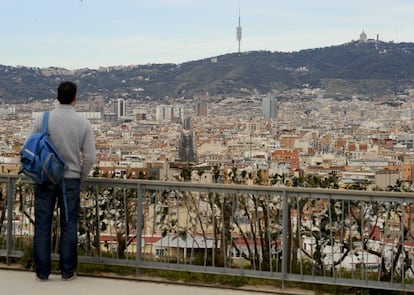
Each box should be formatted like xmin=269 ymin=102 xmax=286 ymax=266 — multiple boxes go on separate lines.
xmin=29 ymin=104 xmax=96 ymax=180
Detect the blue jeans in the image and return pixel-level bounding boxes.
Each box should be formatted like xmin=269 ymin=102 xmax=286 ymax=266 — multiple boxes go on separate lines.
xmin=33 ymin=178 xmax=80 ymax=279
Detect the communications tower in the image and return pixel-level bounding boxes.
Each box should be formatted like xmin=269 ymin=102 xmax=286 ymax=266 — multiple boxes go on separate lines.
xmin=236 ymin=7 xmax=242 ymax=53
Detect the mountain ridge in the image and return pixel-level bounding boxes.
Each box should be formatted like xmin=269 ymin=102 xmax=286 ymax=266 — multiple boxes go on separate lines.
xmin=2 ymin=40 xmax=414 ymax=103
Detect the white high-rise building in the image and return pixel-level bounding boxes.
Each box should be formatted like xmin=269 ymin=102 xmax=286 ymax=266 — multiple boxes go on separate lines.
xmin=115 ymin=98 xmax=126 ymax=117
xmin=196 ymin=101 xmax=208 ymax=116
xmin=155 ymin=105 xmax=183 ymax=123
xmin=262 ymin=96 xmax=278 ymax=119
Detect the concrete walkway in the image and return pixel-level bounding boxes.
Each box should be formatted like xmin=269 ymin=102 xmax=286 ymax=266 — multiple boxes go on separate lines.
xmin=0 ymin=269 xmax=303 ymax=295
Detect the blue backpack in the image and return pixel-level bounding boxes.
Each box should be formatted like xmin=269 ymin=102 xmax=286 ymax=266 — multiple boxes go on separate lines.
xmin=20 ymin=111 xmax=69 ymax=220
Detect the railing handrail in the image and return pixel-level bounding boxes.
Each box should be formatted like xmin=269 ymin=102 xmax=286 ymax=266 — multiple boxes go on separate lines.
xmin=3 ymin=173 xmax=414 ymax=199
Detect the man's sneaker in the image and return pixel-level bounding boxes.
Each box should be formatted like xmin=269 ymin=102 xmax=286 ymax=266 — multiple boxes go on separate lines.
xmin=62 ymin=273 xmax=77 ymax=281
xmin=36 ymin=275 xmax=48 ymax=282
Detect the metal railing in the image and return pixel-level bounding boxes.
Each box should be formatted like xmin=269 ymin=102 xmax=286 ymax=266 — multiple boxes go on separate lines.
xmin=1 ymin=174 xmax=414 ymax=292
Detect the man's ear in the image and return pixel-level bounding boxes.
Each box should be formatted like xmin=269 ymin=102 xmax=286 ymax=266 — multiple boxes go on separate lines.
xmin=72 ymin=95 xmax=77 ymax=105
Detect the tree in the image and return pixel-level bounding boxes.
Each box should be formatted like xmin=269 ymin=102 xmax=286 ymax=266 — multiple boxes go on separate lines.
xmin=180 ymin=168 xmax=192 ymax=182
xmin=212 ymin=165 xmax=221 ymax=183
xmin=92 ymin=166 xmax=100 ymax=177
xmin=270 ymin=173 xmax=289 ymax=186
xmin=79 ymin=186 xmax=138 ymax=259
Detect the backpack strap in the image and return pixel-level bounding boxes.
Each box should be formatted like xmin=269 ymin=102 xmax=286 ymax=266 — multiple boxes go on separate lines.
xmin=41 ymin=111 xmax=50 ymax=134
xmin=42 ymin=111 xmax=69 ymax=221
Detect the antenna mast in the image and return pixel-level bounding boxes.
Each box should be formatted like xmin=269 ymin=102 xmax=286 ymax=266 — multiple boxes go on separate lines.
xmin=236 ymin=6 xmax=242 ymax=54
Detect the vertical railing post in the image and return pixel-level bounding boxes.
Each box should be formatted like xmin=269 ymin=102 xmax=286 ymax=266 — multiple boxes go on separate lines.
xmin=211 ymin=190 xmax=216 ymax=267
xmin=6 ymin=177 xmax=16 ymax=264
xmin=136 ymin=183 xmax=143 ymax=276
xmin=281 ymin=190 xmax=289 ymax=289
xmin=94 ymin=185 xmax=102 ymax=258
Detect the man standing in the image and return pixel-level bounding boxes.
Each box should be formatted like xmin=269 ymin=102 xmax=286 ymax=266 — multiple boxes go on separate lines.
xmin=29 ymin=81 xmax=96 ymax=281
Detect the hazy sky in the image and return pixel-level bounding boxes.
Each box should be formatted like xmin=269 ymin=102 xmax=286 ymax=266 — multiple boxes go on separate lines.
xmin=1 ymin=0 xmax=414 ymax=69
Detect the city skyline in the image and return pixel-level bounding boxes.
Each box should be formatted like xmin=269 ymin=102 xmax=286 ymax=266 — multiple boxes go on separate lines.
xmin=1 ymin=0 xmax=414 ymax=70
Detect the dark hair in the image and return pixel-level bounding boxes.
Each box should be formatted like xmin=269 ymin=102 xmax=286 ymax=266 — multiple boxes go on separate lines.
xmin=57 ymin=81 xmax=77 ymax=104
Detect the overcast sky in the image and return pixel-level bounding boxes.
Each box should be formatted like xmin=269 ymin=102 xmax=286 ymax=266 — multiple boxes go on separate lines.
xmin=1 ymin=0 xmax=414 ymax=69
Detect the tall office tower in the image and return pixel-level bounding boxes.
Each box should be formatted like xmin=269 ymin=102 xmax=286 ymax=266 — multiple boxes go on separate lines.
xmin=155 ymin=105 xmax=184 ymax=123
xmin=155 ymin=105 xmax=166 ymax=121
xmin=178 ymin=130 xmax=196 ymax=162
xmin=171 ymin=106 xmax=183 ymax=123
xmin=236 ymin=7 xmax=242 ymax=53
xmin=115 ymin=98 xmax=126 ymax=118
xmin=262 ymin=96 xmax=278 ymax=119
xmin=183 ymin=116 xmax=192 ymax=130
xmin=196 ymin=101 xmax=208 ymax=116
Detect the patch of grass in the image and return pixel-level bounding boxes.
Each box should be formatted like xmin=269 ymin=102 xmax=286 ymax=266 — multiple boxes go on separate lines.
xmin=77 ymin=263 xmax=136 ymax=277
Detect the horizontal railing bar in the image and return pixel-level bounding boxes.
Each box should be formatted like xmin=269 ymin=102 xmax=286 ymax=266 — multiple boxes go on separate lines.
xmin=2 ymin=174 xmax=414 ymax=201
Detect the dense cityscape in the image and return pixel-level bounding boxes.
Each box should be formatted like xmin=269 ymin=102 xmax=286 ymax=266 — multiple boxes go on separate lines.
xmin=1 ymin=80 xmax=414 ymax=191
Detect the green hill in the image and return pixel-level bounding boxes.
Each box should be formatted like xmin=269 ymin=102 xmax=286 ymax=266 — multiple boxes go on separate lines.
xmin=2 ymin=40 xmax=414 ymax=103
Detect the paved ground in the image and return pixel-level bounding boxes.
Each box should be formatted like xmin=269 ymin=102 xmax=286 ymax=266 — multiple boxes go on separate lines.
xmin=0 ymin=269 xmax=306 ymax=295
